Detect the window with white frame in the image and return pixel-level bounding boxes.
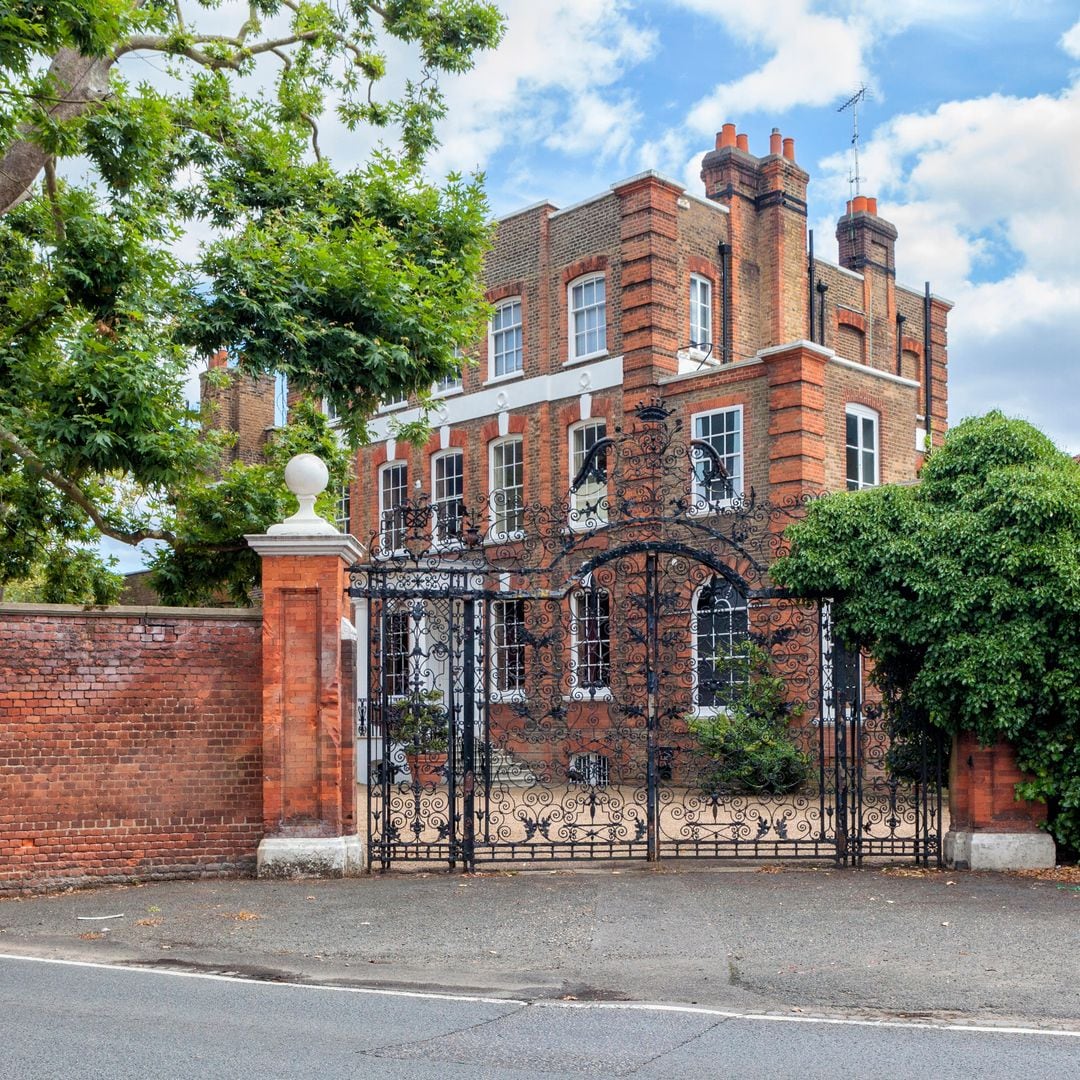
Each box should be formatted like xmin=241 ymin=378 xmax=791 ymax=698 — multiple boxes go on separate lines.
xmin=432 ymin=450 xmax=464 ymax=544
xmin=490 ymin=437 xmax=524 ymax=538
xmin=694 ymin=578 xmax=749 ymax=710
xmin=382 ymin=604 xmax=410 ymax=699
xmin=435 ymin=347 xmax=465 ymax=395
xmin=689 ymin=274 xmax=712 ymax=349
xmin=569 ymin=751 xmax=610 ymax=787
xmin=490 ymin=299 xmax=523 ymax=379
xmin=846 ymin=405 xmax=879 ymax=490
xmin=379 ymin=462 xmax=407 ymax=552
xmin=491 ymin=598 xmax=526 ymax=695
xmin=569 ymin=420 xmax=608 ymax=528
xmin=692 ymin=407 xmax=743 ymax=508
xmin=571 ymin=587 xmax=610 ymax=693
xmin=569 ymin=274 xmax=606 ymax=360
xmin=379 ymin=393 xmax=408 ymax=410
xmin=335 ymin=480 xmax=351 ymax=533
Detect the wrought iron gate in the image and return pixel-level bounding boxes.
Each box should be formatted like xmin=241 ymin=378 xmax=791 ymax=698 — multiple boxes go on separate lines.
xmin=350 ymin=402 xmax=943 ymax=870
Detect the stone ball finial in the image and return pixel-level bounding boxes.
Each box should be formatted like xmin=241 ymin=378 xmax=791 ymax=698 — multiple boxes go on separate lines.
xmin=284 ymin=453 xmax=329 ymax=498
xmin=267 ymin=453 xmax=339 ymax=536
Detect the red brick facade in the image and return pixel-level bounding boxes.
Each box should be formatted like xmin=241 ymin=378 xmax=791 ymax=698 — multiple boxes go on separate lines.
xmin=350 ymin=127 xmax=950 ymax=549
xmin=949 ymin=732 xmax=1047 ymax=834
xmin=0 ymin=605 xmax=263 ymax=895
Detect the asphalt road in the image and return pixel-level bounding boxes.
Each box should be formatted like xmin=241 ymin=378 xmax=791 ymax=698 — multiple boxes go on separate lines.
xmin=2 ymin=867 xmax=1078 ymax=1027
xmin=3 ymin=955 xmax=1079 ymax=1079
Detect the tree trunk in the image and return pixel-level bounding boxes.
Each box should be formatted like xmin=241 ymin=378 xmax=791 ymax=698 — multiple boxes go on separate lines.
xmin=0 ymin=48 xmax=114 ymax=216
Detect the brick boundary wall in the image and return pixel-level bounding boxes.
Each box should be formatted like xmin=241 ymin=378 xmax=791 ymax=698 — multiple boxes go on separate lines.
xmin=0 ymin=604 xmax=263 ymax=895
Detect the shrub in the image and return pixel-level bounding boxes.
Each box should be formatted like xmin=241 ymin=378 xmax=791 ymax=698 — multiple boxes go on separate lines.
xmin=688 ymin=641 xmax=811 ymax=795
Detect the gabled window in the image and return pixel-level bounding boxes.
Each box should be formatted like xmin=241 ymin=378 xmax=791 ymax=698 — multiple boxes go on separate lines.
xmin=569 ymin=274 xmax=606 ymax=361
xmin=692 ymin=407 xmax=743 ymax=509
xmin=490 ymin=437 xmax=524 ymax=539
xmin=569 ymin=420 xmax=608 ymax=529
xmin=432 ymin=450 xmax=465 ymax=545
xmin=491 ymin=598 xmax=526 ymax=696
xmin=571 ymin=586 xmax=610 ymax=694
xmin=689 ymin=274 xmax=712 ymax=349
xmin=694 ymin=578 xmax=749 ymax=710
xmin=490 ymin=299 xmax=523 ymax=379
xmin=379 ymin=463 xmax=408 ymax=552
xmin=846 ymin=405 xmax=879 ymax=490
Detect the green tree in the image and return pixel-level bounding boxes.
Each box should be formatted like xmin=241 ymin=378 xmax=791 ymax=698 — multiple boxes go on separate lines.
xmin=0 ymin=1 xmax=503 ymax=604
xmin=773 ymin=412 xmax=1080 ymax=856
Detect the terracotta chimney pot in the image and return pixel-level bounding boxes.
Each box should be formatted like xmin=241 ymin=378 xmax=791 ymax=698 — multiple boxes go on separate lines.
xmin=769 ymin=128 xmax=782 ymax=155
xmin=782 ymin=137 xmax=795 ymax=161
xmin=867 ymin=197 xmax=878 ymax=215
xmin=852 ymin=195 xmax=869 ymax=213
xmin=720 ymin=123 xmax=737 ymax=148
xmin=736 ymin=133 xmax=749 ymax=152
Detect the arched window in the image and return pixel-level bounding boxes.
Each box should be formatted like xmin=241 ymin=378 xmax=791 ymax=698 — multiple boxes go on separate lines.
xmin=694 ymin=577 xmax=749 ymax=709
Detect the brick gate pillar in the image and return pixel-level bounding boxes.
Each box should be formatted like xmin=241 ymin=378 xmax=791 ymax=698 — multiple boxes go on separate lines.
xmin=246 ymin=454 xmax=364 ymax=877
xmin=943 ymin=733 xmax=1056 ymax=871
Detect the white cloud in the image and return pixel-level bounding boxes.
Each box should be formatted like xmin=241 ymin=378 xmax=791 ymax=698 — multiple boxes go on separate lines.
xmin=1064 ymin=18 xmax=1080 ymax=59
xmin=429 ymin=1 xmax=656 ymax=177
xmin=678 ymin=4 xmax=870 ymax=132
xmin=544 ymin=92 xmax=641 ymax=163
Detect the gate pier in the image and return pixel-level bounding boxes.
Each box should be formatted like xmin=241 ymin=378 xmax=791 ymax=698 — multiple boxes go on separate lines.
xmin=247 ymin=455 xmax=364 ymax=877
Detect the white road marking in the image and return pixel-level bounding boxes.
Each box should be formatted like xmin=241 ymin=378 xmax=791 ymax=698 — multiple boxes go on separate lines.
xmin=1 ymin=952 xmax=1077 ymax=1039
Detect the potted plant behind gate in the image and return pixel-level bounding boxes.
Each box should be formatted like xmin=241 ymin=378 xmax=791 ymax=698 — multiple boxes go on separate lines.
xmin=388 ymin=689 xmax=450 ymax=787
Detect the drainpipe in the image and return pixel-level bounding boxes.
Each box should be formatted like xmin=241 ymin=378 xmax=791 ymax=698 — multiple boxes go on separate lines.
xmin=816 ymin=280 xmax=829 ymax=349
xmin=895 ymin=313 xmax=906 ymax=377
xmin=923 ymin=283 xmax=933 ymax=435
xmin=808 ymin=230 xmax=817 ymax=343
xmin=718 ymin=241 xmax=732 ymax=364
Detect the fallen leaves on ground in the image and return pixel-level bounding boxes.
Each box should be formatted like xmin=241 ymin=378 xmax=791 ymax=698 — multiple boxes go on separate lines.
xmin=220 ymin=910 xmax=261 ymax=921
xmin=1014 ymin=865 xmax=1080 ymax=883
xmin=880 ymin=867 xmax=941 ymax=877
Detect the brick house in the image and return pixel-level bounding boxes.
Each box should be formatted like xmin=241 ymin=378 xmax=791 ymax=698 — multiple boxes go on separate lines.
xmin=351 ymin=123 xmax=948 ymax=551
xmin=333 ymin=125 xmax=953 ymax=864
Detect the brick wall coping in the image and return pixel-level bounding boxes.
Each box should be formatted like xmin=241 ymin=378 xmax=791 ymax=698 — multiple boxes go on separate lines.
xmin=657 ymin=356 xmax=764 ymax=387
xmin=494 ymin=198 xmax=557 ymax=225
xmin=895 ymin=283 xmax=955 ymax=310
xmin=0 ymin=601 xmax=261 ymax=621
xmin=548 ymin=189 xmax=614 ymax=221
xmin=828 ymin=354 xmax=921 ymax=389
xmin=756 ymin=339 xmax=834 ymax=360
xmin=678 ymin=189 xmax=731 ymax=214
xmin=814 ymin=257 xmax=864 ymax=282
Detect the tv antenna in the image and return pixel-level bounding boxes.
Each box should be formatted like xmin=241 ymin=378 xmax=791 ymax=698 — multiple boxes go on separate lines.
xmin=838 ymin=85 xmax=869 ymax=199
